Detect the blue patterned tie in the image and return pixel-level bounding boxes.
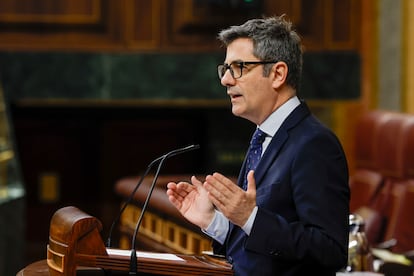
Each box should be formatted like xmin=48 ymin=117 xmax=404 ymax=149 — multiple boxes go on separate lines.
xmin=243 ymin=128 xmax=266 ymax=190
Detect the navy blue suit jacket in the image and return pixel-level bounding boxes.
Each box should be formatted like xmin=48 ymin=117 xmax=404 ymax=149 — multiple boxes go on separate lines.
xmin=213 ymin=101 xmax=350 ymax=276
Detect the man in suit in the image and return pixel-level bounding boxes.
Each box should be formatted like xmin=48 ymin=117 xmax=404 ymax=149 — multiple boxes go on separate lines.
xmin=166 ymin=16 xmax=349 ymax=276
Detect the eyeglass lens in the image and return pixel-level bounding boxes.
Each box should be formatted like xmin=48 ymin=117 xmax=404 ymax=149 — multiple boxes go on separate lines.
xmin=218 ymin=63 xmax=242 ymax=79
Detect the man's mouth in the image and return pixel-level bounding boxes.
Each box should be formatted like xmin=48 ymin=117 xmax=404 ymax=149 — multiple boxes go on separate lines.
xmin=228 ymin=91 xmax=242 ymax=99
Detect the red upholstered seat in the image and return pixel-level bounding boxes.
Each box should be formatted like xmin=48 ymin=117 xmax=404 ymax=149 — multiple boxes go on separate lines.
xmin=375 ymin=112 xmax=407 ymax=179
xmin=401 ymin=117 xmax=414 ymax=178
xmin=382 ymin=180 xmax=414 ymax=253
xmin=350 ymin=111 xmax=414 ymax=251
xmin=349 ymin=169 xmax=383 ymax=213
xmin=354 ymin=111 xmax=393 ymax=170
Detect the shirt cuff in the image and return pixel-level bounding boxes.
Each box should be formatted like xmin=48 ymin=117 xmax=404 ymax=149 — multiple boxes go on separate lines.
xmin=202 ymin=210 xmax=229 ymax=244
xmin=241 ymin=206 xmax=258 ymax=235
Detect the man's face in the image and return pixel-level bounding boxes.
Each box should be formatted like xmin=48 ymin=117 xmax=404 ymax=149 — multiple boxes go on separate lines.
xmin=220 ymin=38 xmax=278 ymax=125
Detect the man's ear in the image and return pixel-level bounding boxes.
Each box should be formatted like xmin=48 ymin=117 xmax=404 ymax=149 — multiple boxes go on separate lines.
xmin=271 ymin=61 xmax=288 ymax=89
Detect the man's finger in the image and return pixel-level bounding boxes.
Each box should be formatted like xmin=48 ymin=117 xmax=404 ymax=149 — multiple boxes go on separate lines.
xmin=247 ymin=170 xmax=256 ymax=193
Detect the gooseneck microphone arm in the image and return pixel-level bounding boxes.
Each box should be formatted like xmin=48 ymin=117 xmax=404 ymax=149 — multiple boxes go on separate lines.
xmin=121 ymin=144 xmax=200 ymax=275
xmin=129 ymin=157 xmax=166 ymax=275
xmin=106 ymin=144 xmax=200 ymax=248
xmin=106 ymin=155 xmax=163 ymax=248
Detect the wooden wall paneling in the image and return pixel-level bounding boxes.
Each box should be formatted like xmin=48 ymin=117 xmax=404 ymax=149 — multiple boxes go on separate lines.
xmin=0 ymin=0 xmax=364 ymax=52
xmin=333 ymin=102 xmax=363 ymax=175
xmin=160 ymin=0 xmax=222 ymax=51
xmin=123 ymin=0 xmax=161 ymax=50
xmin=294 ymin=0 xmax=325 ymax=51
xmin=325 ymin=0 xmax=360 ymax=50
xmin=0 ymin=0 xmax=126 ymax=51
xmin=266 ymin=0 xmax=360 ymax=51
xmin=161 ymin=0 xmax=290 ymax=51
xmin=0 ymin=0 xmax=101 ymax=24
xmin=161 ymin=0 xmax=362 ymax=52
xmin=264 ymin=0 xmax=302 ymax=24
xmin=360 ymin=0 xmax=378 ymax=111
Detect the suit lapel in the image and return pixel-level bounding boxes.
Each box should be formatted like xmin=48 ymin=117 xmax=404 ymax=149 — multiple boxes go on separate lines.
xmin=253 ymin=101 xmax=311 ymax=187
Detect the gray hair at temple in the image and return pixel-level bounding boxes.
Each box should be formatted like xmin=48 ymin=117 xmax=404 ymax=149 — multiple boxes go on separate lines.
xmin=217 ymin=15 xmax=303 ymax=90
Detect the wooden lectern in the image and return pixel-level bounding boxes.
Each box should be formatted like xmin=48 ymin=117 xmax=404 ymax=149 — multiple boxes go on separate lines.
xmin=46 ymin=206 xmax=233 ymax=275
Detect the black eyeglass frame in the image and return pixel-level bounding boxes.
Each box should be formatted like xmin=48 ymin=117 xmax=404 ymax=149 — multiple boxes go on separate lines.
xmin=217 ymin=61 xmax=278 ymax=79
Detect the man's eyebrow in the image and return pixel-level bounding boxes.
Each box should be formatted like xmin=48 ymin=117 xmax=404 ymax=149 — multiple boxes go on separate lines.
xmin=224 ymin=59 xmax=243 ymax=64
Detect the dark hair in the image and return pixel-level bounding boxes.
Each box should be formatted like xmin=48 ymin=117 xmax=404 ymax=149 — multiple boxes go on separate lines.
xmin=218 ymin=15 xmax=303 ymax=90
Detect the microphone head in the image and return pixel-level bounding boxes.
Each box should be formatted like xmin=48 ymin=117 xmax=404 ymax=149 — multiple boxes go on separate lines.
xmin=165 ymin=144 xmax=200 ymax=158
xmin=186 ymin=144 xmax=200 ymax=150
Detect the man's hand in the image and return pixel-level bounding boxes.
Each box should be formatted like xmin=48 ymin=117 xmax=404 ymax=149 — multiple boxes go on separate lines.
xmin=203 ymin=170 xmax=257 ymax=227
xmin=166 ymin=175 xmax=215 ymax=229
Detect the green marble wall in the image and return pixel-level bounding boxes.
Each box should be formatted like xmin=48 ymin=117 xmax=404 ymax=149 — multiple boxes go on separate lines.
xmin=0 ymin=51 xmax=360 ymax=101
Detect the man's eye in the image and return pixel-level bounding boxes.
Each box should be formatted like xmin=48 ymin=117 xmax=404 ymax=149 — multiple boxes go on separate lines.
xmin=234 ymin=62 xmax=245 ymax=68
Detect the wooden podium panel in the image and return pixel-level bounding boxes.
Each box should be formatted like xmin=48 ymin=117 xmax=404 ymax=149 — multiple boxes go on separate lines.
xmin=42 ymin=206 xmax=233 ymax=276
xmin=18 ymin=255 xmax=233 ymax=276
xmin=17 ymin=260 xmax=106 ymax=276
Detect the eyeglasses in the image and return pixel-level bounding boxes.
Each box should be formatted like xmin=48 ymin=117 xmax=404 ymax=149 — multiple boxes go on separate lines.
xmin=217 ymin=61 xmax=278 ymax=79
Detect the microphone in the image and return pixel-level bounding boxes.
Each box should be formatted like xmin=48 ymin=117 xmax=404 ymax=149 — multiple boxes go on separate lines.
xmin=129 ymin=144 xmax=200 ymax=275
xmin=106 ymin=144 xmax=200 ymax=248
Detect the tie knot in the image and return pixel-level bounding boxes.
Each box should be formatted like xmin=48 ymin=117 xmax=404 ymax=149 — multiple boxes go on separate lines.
xmin=250 ymin=128 xmax=266 ymax=146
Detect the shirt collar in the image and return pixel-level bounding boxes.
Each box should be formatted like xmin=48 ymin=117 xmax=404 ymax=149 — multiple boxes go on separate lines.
xmin=258 ymin=96 xmax=301 ymax=138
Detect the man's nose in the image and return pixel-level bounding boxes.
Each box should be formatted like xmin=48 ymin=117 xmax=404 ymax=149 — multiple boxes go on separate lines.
xmin=220 ymin=70 xmax=235 ymax=86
